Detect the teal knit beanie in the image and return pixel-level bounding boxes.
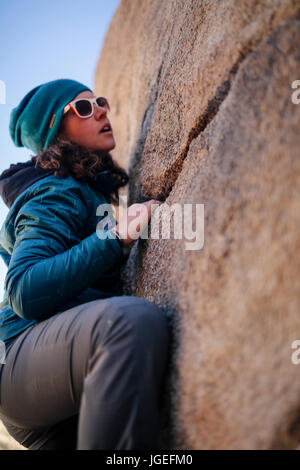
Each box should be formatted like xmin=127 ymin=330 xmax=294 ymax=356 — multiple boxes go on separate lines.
xmin=9 ymin=78 xmax=92 ymax=155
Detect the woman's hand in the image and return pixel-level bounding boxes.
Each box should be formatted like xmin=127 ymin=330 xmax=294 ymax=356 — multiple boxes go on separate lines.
xmin=112 ymin=199 xmax=162 ymax=245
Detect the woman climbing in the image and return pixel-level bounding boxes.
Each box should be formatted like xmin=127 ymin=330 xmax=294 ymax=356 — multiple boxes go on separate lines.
xmin=0 ymin=78 xmax=170 ymax=450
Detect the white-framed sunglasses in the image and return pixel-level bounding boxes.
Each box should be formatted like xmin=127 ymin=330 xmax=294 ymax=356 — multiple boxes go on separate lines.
xmin=63 ymin=96 xmax=110 ymax=119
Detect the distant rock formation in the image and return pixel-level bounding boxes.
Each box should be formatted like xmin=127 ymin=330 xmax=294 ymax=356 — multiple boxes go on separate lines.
xmin=95 ymin=0 xmax=300 ymax=449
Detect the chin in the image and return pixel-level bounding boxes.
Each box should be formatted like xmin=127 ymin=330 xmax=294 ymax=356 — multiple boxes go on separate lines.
xmin=105 ymin=140 xmax=116 ymax=151
xmin=90 ymin=141 xmax=116 ymax=152
xmin=97 ymin=136 xmax=116 ymax=152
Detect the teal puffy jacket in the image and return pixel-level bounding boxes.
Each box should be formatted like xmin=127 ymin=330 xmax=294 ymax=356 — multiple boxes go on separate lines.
xmin=0 ymin=169 xmax=124 ymax=342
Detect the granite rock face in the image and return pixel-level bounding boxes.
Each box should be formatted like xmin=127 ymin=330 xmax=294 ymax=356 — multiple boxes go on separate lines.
xmin=95 ymin=0 xmax=300 ymax=449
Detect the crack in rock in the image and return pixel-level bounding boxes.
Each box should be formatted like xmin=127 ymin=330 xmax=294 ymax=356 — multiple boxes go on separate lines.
xmin=160 ymin=48 xmax=252 ymax=200
xmin=127 ymin=62 xmax=164 ymax=204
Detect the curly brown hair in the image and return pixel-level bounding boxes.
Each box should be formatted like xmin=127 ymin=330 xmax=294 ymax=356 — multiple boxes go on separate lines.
xmin=31 ymin=135 xmax=129 ymax=205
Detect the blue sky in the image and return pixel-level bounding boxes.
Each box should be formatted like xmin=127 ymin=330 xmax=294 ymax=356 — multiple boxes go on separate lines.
xmin=0 ymin=0 xmax=120 ymax=297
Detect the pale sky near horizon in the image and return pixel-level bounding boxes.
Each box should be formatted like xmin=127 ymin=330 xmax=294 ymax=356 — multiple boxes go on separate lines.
xmin=0 ymin=0 xmax=121 ymax=297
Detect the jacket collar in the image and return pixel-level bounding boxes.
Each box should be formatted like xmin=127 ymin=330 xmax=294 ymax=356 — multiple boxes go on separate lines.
xmin=0 ymin=159 xmax=114 ymax=208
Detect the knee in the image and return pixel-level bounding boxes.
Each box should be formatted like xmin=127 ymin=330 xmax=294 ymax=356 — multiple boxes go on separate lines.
xmin=112 ymin=296 xmax=170 ymax=344
xmin=88 ymin=296 xmax=170 ymax=353
xmin=88 ymin=297 xmax=170 ymax=373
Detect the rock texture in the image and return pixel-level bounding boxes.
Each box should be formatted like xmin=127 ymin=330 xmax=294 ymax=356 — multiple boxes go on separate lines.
xmin=95 ymin=0 xmax=300 ymax=449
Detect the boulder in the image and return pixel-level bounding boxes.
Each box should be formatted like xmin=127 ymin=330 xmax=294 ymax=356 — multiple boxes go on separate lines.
xmin=95 ymin=0 xmax=300 ymax=449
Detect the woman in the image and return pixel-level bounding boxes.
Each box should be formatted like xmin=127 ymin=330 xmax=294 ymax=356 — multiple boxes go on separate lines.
xmin=0 ymin=79 xmax=170 ymax=450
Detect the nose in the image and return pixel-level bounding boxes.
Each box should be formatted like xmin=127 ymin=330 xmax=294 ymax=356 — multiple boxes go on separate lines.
xmin=93 ymin=103 xmax=107 ymax=120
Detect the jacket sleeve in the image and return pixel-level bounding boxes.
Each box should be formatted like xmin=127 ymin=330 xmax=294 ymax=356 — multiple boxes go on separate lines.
xmin=5 ymin=181 xmax=123 ymax=321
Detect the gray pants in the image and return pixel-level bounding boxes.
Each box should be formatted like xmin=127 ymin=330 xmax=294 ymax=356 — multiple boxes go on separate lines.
xmin=0 ymin=295 xmax=170 ymax=450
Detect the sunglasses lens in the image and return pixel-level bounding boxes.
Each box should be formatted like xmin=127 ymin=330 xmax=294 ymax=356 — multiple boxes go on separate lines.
xmin=75 ymin=100 xmax=93 ymax=117
xmin=96 ymin=97 xmax=110 ymax=110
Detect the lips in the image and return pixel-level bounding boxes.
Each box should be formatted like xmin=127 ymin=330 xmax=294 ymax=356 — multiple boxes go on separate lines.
xmin=99 ymin=122 xmax=112 ymax=133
